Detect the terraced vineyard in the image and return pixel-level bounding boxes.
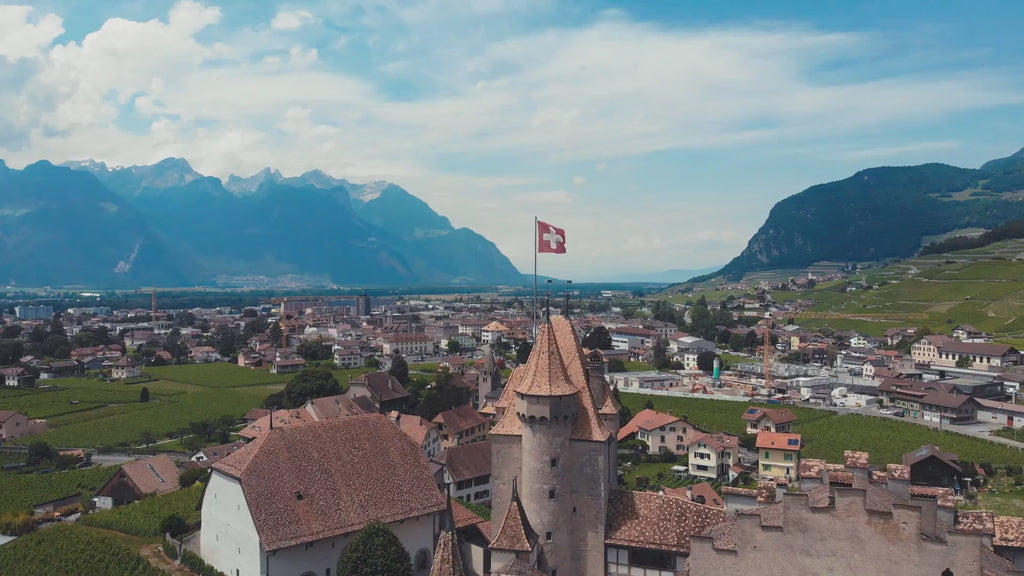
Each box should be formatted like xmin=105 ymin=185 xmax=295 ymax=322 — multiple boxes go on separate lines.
xmin=0 ymin=465 xmax=115 ymax=516
xmin=0 ymin=524 xmax=162 ymax=576
xmin=81 ymin=482 xmax=204 ymax=536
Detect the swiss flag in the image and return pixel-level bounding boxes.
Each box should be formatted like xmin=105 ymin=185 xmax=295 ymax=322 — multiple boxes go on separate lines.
xmin=537 ymin=220 xmax=566 ymax=254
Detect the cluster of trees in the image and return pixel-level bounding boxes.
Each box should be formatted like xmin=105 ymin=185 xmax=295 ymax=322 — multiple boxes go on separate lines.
xmin=262 ymin=368 xmax=343 ymax=409
xmin=920 ymin=218 xmax=1024 ymax=255
xmin=0 ymin=314 xmax=74 ymax=363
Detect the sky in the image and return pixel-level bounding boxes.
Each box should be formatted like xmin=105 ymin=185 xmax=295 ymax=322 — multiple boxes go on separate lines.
xmin=2 ymin=1 xmax=1024 ymax=281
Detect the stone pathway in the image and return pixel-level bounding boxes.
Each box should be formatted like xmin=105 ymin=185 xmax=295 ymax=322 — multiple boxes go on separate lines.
xmin=139 ymin=544 xmax=195 ymax=576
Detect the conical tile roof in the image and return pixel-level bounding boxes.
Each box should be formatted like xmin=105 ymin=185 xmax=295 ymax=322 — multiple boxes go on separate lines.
xmin=515 ymin=321 xmax=577 ymax=397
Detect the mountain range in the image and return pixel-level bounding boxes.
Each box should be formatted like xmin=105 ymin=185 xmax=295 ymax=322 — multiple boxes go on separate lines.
xmin=698 ymin=147 xmax=1024 ymax=282
xmin=0 ymin=158 xmax=524 ymax=288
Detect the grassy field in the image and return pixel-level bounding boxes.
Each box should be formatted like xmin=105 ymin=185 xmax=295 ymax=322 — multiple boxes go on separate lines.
xmin=0 ymin=524 xmax=162 ymax=576
xmin=620 ymin=393 xmax=1024 ymax=468
xmin=4 ymin=364 xmax=296 ymax=448
xmin=0 ymin=465 xmax=115 ymax=516
xmin=80 ymin=482 xmax=204 ymax=536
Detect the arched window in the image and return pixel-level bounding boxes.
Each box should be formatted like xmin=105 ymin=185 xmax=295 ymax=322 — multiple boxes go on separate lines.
xmin=415 ymin=548 xmax=431 ymax=571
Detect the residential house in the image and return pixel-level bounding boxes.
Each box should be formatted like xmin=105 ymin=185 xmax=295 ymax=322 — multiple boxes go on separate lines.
xmin=44 ymin=360 xmax=83 ymax=378
xmin=756 ymin=431 xmax=801 ymax=481
xmin=861 ymin=358 xmax=887 ymax=380
xmin=611 ymin=327 xmax=659 ymax=351
xmin=94 ymin=454 xmax=181 ymax=509
xmin=952 ymin=325 xmax=986 ymax=342
xmin=0 ymin=367 xmax=33 ymax=388
xmin=110 ymin=356 xmax=141 ymax=380
xmin=617 ymin=408 xmax=698 ymax=454
xmin=886 ymin=327 xmax=918 ymax=347
xmin=848 ymin=334 xmax=868 ymax=348
xmin=903 ymin=445 xmax=962 ymax=488
xmin=190 ymin=441 xmax=246 ymax=468
xmin=934 ymin=341 xmax=1020 ymax=370
xmin=391 ymin=412 xmax=443 ymax=459
xmin=441 ymin=334 xmax=477 ymax=352
xmin=189 ymin=346 xmax=222 ymax=364
xmin=270 ymin=357 xmax=306 ymax=374
xmin=0 ymin=411 xmax=29 ymax=441
xmin=919 ymin=391 xmax=977 ymax=425
xmin=742 ymin=407 xmax=798 ymax=434
xmin=481 ymin=321 xmax=511 ymax=344
xmin=332 ymin=346 xmax=363 ymax=368
xmin=200 ymin=415 xmax=446 ymax=576
xmin=687 ymin=432 xmax=740 ymax=482
xmin=382 ymin=333 xmax=436 ymax=357
xmin=669 ymin=336 xmax=715 ymax=354
xmin=433 ymin=403 xmax=489 ymax=449
xmin=237 ymin=350 xmax=266 ymax=369
xmin=910 ymin=334 xmax=953 ymax=365
xmin=434 ymin=440 xmax=492 ymax=506
xmin=347 ymin=372 xmax=411 ymax=413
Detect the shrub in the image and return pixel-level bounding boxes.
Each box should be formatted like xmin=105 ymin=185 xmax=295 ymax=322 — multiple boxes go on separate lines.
xmin=179 ymin=467 xmax=209 ymax=488
xmin=181 ymin=549 xmax=227 ymax=576
xmin=160 ymin=514 xmax=189 ymax=538
xmin=162 ymin=539 xmax=179 ymax=561
xmin=337 ymin=521 xmax=412 ymax=576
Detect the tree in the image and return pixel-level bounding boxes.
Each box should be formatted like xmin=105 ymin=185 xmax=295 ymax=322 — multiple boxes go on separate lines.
xmin=0 ymin=325 xmax=22 ymax=339
xmin=27 ymin=441 xmax=54 ymax=464
xmin=262 ymin=390 xmax=286 ymax=409
xmin=696 ymin=351 xmax=718 ymax=372
xmin=211 ymin=325 xmax=239 ymax=358
xmin=614 ymin=387 xmax=632 ymax=426
xmin=269 ymin=323 xmax=283 ymax=348
xmin=652 ymin=338 xmax=669 ymax=370
xmin=956 ymin=355 xmax=972 ymax=368
xmin=283 ymin=368 xmax=343 ymax=408
xmin=160 ymin=514 xmax=190 ymax=538
xmin=49 ymin=313 xmax=66 ymax=337
xmin=297 ymin=340 xmax=333 ymax=361
xmin=515 ymin=340 xmax=532 ymax=364
xmin=366 ymin=356 xmax=381 ymax=369
xmin=179 ymin=467 xmax=209 ymax=488
xmin=607 ymin=358 xmax=626 ymax=373
xmin=728 ymin=333 xmax=746 ymax=352
xmin=140 ymin=430 xmax=156 ymax=447
xmin=389 ymin=354 xmax=410 ymax=385
xmin=140 ymin=387 xmax=151 ymax=403
xmin=744 ymin=330 xmax=759 ymax=353
xmin=414 ymin=371 xmax=471 ymax=420
xmin=337 ymin=521 xmax=412 ymax=576
xmin=446 ymin=340 xmax=461 ymax=354
xmin=644 ymin=399 xmax=654 ymax=410
xmin=581 ymin=326 xmax=613 ymax=350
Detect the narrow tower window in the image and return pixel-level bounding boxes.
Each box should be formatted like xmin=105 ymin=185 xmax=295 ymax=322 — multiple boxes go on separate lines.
xmin=550 ymin=458 xmax=558 ymax=469
xmin=548 ymin=489 xmax=556 ymax=500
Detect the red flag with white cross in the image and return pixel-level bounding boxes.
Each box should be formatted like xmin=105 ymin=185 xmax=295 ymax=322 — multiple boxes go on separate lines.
xmin=537 ymin=220 xmax=566 ymax=254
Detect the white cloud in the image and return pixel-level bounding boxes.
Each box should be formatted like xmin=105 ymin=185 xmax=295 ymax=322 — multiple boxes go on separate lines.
xmin=841 ymin=141 xmax=961 ymax=161
xmin=1 ymin=2 xmax=1022 ymax=275
xmin=0 ymin=5 xmax=63 ymax=62
xmin=271 ymin=9 xmax=315 ymax=31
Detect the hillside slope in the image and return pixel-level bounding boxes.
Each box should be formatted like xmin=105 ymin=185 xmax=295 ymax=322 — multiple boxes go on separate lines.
xmin=706 ymin=148 xmax=1024 ymax=281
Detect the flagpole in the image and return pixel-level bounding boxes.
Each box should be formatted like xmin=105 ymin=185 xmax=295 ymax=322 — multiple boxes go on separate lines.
xmin=533 ymin=216 xmax=538 ymax=342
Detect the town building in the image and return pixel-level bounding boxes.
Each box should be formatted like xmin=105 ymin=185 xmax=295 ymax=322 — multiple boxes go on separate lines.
xmin=607 ymin=371 xmax=683 ymax=390
xmin=332 ymin=346 xmax=363 ymax=368
xmin=741 ymin=407 xmax=797 ymax=434
xmin=94 ymin=454 xmax=181 ymax=509
xmin=903 ymin=444 xmax=963 ymax=488
xmin=934 ymin=341 xmax=1021 ymax=370
xmin=481 ymin=321 xmax=511 ymax=344
xmin=270 ymin=357 xmax=306 ymax=374
xmin=189 ymin=441 xmax=246 ymax=468
xmin=347 ymin=371 xmax=411 ymax=413
xmin=0 ymin=367 xmax=33 ymax=388
xmin=383 ymin=333 xmax=436 ymax=356
xmin=687 ymin=432 xmax=740 ymax=482
xmin=0 ymin=411 xmax=29 ymax=441
xmin=434 ymin=440 xmax=492 ymax=506
xmin=910 ymin=334 xmax=953 ymax=365
xmin=201 ymin=415 xmax=446 ymax=576
xmin=110 ymin=356 xmax=141 ymax=380
xmin=14 ymin=305 xmax=53 ymax=320
xmin=392 ymin=412 xmax=444 ymax=459
xmin=756 ymin=431 xmax=801 ymax=481
xmin=618 ymin=409 xmax=698 ymax=455
xmin=433 ymin=403 xmax=489 ymax=449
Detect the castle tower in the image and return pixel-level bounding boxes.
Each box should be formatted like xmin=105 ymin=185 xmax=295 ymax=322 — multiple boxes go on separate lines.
xmin=478 ymin=344 xmax=502 ymax=408
xmin=490 ymin=316 xmax=614 ymax=575
xmin=429 ymin=492 xmax=465 ymax=576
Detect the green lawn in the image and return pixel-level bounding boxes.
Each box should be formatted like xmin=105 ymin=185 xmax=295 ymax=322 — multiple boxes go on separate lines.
xmin=145 ymin=363 xmax=290 ymax=387
xmin=620 ymin=393 xmax=1024 ymax=468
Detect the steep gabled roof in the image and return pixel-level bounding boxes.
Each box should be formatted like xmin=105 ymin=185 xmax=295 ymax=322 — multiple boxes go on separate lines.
xmin=617 ymin=409 xmax=683 ymax=441
xmin=489 ymin=479 xmax=538 ymax=552
xmin=433 ymin=403 xmax=488 ymax=434
xmin=605 ymin=489 xmax=726 ymax=554
xmin=433 ymin=441 xmax=491 ymax=482
xmin=214 ymin=414 xmax=445 ymax=551
xmin=902 ymin=444 xmax=961 ymax=472
xmin=118 ymin=454 xmax=180 ymax=496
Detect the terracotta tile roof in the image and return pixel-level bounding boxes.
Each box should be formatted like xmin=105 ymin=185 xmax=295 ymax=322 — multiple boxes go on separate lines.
xmin=843 ymin=451 xmax=870 ymax=469
xmin=909 ymin=485 xmax=957 ymax=508
xmin=606 ymin=489 xmax=725 ymax=554
xmin=806 ymin=485 xmax=831 ymax=508
xmin=741 ymin=407 xmax=797 ymax=425
xmin=755 ymin=431 xmax=801 ymax=450
xmin=886 ymin=463 xmax=910 ymax=481
xmin=491 ymin=316 xmax=611 ymax=442
xmin=432 ymin=404 xmax=488 ymax=434
xmin=238 ymin=408 xmax=317 ymax=440
xmin=743 ymin=502 xmax=783 ymax=527
xmin=976 ymin=398 xmax=1024 ymax=415
xmin=981 ymin=546 xmax=1016 ymax=576
xmin=0 ymin=411 xmax=25 ymax=423
xmin=430 ymin=499 xmax=464 ymax=576
xmin=393 ymin=413 xmax=436 ymax=446
xmin=433 ymin=440 xmax=491 ymax=482
xmin=903 ymin=444 xmax=961 ymax=473
xmin=598 ymin=390 xmax=619 ymax=415
xmin=213 ymin=414 xmax=445 ymax=551
xmin=799 ymin=458 xmax=826 ymax=479
xmin=756 ymin=481 xmax=777 ymax=504
xmin=490 ymin=480 xmax=538 ymax=552
xmin=451 ymin=499 xmax=486 ymax=529
xmin=617 ymin=409 xmax=683 ymax=441
xmin=720 ymin=487 xmax=756 ymax=498
xmin=864 ymin=485 xmax=898 ymax=512
xmin=196 ymin=441 xmax=245 ymax=465
xmin=956 ymin=510 xmax=995 ymax=535
xmin=119 ymin=454 xmax=180 ymax=496
xmin=828 ymin=471 xmax=855 ymax=486
xmin=515 ymin=322 xmax=577 ymax=397
xmin=350 ymin=372 xmax=411 ymax=402
xmin=305 ymin=394 xmax=374 ymax=420
xmin=703 ymin=512 xmax=737 ymax=551
xmin=689 ymin=482 xmax=724 ymax=508
xmin=994 ymin=515 xmax=1024 ymax=548
xmin=492 ymin=559 xmax=546 ymax=576
xmin=870 ymin=470 xmax=888 ymax=483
